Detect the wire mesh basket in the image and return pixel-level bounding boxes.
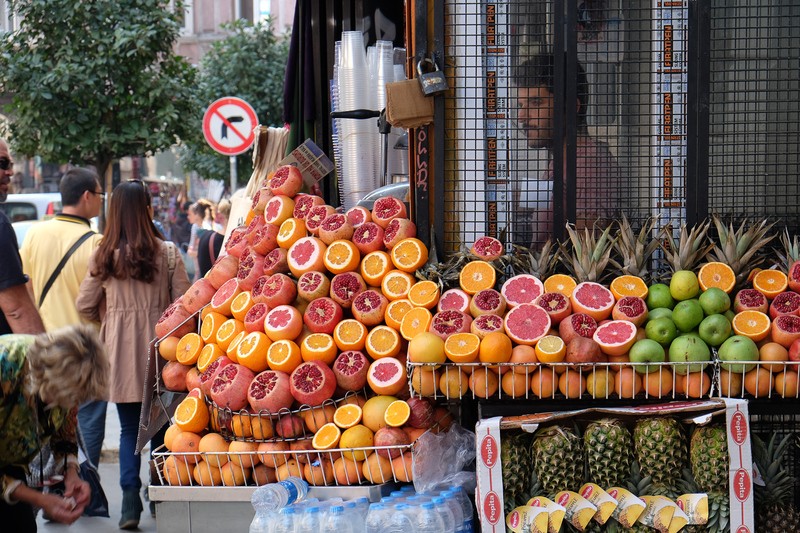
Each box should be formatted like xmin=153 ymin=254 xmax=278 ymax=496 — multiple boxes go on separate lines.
xmin=716 ymin=361 xmax=800 ymax=400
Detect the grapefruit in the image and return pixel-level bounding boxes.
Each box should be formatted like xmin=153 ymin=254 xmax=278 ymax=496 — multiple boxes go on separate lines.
xmin=570 ymin=282 xmax=615 ymax=322
xmin=500 ymin=274 xmax=544 ymax=307
xmin=592 ymin=320 xmax=638 ymax=357
xmin=287 ymin=237 xmax=327 ymax=278
xmin=366 ymin=357 xmax=407 ymax=396
xmin=503 ymin=303 xmax=551 ymax=346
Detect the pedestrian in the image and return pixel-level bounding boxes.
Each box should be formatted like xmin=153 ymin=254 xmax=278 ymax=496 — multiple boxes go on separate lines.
xmin=19 ymin=167 xmax=107 ymax=468
xmin=0 ymin=138 xmax=45 ymax=335
xmin=0 ymin=325 xmax=109 ymax=532
xmin=185 ymin=199 xmax=214 ymax=282
xmin=76 ymin=180 xmax=191 ymax=529
xmin=196 ymin=198 xmax=231 ymax=278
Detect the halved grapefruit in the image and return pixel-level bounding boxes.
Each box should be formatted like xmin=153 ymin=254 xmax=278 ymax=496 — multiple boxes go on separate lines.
xmin=287 ymin=237 xmax=327 ymax=278
xmin=501 ymin=274 xmax=544 ymax=307
xmin=570 ymin=282 xmax=615 ymax=322
xmin=592 ymin=320 xmax=638 ymax=356
xmin=503 ymin=303 xmax=551 ymax=346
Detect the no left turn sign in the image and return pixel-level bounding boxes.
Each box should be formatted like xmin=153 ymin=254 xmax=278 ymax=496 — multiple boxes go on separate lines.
xmin=202 ymin=97 xmax=259 ymax=155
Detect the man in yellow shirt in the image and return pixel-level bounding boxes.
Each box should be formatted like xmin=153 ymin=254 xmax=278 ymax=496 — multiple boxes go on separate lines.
xmin=20 ymin=167 xmax=106 ymax=467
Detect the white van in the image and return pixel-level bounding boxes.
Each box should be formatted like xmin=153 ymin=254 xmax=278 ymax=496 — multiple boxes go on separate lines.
xmin=0 ymin=193 xmax=62 ymax=222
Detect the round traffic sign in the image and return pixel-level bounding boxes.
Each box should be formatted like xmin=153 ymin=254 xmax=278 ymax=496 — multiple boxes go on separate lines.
xmin=202 ymin=97 xmax=259 ymax=155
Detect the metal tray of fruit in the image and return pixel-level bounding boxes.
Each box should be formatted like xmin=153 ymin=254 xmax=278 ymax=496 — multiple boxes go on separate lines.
xmin=716 ymin=359 xmax=800 ymax=399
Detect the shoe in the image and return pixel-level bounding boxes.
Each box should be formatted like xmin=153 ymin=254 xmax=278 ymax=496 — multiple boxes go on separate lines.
xmin=119 ymin=489 xmax=143 ymax=530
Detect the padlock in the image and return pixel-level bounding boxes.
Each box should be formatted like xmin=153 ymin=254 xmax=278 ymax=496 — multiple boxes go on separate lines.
xmin=417 ymin=57 xmax=449 ymax=96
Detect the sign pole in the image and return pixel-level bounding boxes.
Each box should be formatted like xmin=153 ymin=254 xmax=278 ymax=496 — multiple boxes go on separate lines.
xmin=230 ymin=156 xmax=237 ymax=194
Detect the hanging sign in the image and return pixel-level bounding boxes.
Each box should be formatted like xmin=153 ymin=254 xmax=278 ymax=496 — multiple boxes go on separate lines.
xmin=202 ymin=97 xmax=259 ymax=155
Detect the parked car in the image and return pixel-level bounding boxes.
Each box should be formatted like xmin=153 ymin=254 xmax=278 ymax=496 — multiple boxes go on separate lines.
xmin=0 ymin=193 xmax=62 ymax=222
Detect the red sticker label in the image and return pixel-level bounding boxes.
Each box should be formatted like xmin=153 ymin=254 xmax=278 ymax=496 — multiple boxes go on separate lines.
xmin=509 ymin=510 xmax=520 ymax=528
xmin=608 ymin=489 xmax=618 ymax=498
xmin=736 ymin=526 xmax=751 ymax=533
xmin=734 ymin=469 xmax=751 ymax=502
xmin=581 ymin=485 xmax=594 ymax=499
xmin=481 ymin=434 xmax=499 ymax=468
xmin=558 ymin=492 xmax=570 ymax=506
xmin=483 ymin=491 xmax=501 ymax=525
xmin=731 ymin=411 xmax=748 ymax=445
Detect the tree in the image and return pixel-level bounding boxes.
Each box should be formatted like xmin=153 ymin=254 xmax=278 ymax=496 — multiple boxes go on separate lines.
xmin=0 ymin=0 xmax=197 ymax=183
xmin=178 ymin=19 xmax=290 ymax=187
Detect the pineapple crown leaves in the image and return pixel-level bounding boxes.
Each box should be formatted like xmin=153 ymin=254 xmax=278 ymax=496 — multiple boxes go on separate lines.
xmin=509 ymin=239 xmax=560 ymax=279
xmin=660 ymin=219 xmax=715 ymax=273
xmin=558 ymin=223 xmax=618 ymax=283
xmin=611 ymin=215 xmax=661 ymax=282
xmin=775 ymin=228 xmax=800 ymax=272
xmin=751 ymin=432 xmax=796 ymax=507
xmin=708 ymin=215 xmax=777 ymax=288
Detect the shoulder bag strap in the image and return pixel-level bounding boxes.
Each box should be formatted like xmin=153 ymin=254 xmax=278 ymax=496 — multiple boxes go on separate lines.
xmin=207 ymin=232 xmax=218 ymax=265
xmin=166 ymin=241 xmax=176 ymax=294
xmin=38 ymin=231 xmax=95 ymax=308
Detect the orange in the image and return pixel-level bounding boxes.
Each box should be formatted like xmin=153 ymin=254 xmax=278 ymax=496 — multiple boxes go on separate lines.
xmin=164 ymin=424 xmax=182 ymax=451
xmin=276 ymin=217 xmax=307 ymax=249
xmin=236 ymin=331 xmax=271 ymax=373
xmin=407 ymin=280 xmax=440 ymax=309
xmin=200 ymin=311 xmax=228 ymax=344
xmin=174 ymin=396 xmax=210 ymax=433
xmin=300 ymin=333 xmax=338 ymax=365
xmin=196 ymin=343 xmax=225 ymax=373
xmin=441 ymin=369 xmax=470 ymax=399
xmin=643 ymin=367 xmax=673 ymax=399
xmin=360 ymin=250 xmax=392 ymax=286
xmin=732 ymin=310 xmax=771 ymax=341
xmin=170 ymin=430 xmax=202 ymax=460
xmin=158 ymin=336 xmax=180 ymax=361
xmin=444 ymin=332 xmax=480 ymax=363
xmin=530 ymin=369 xmax=556 ymax=398
xmin=163 ymin=455 xmax=192 ymax=486
xmin=304 ymin=459 xmax=335 ymax=486
xmin=225 ymin=330 xmax=247 ymax=362
xmin=381 ymin=269 xmax=416 ymax=301
xmin=339 ymin=424 xmax=375 ymax=460
xmin=333 ymin=456 xmax=363 ymax=486
xmin=365 ymin=325 xmax=402 ymax=359
xmin=199 ymin=433 xmax=230 ymax=467
xmin=609 ymin=275 xmax=649 ymax=300
xmin=678 ymin=371 xmax=711 ymax=399
xmin=478 ymin=331 xmax=513 ymax=364
xmin=759 ymin=342 xmax=789 ymax=373
xmin=718 ymin=369 xmax=744 ymax=397
xmin=323 ymin=239 xmax=361 ymax=274
xmin=534 ymin=335 xmax=567 ymax=364
xmin=543 ymin=274 xmax=577 ymax=297
xmin=774 ymin=370 xmax=799 ymax=398
xmin=383 ymin=400 xmax=411 ymax=427
xmin=333 ymin=319 xmax=368 ymax=351
xmin=459 ymin=260 xmax=497 ymax=295
xmin=266 ymin=339 xmax=302 ymax=373
xmin=216 ymin=318 xmax=245 ymax=350
xmin=410 ymin=368 xmax=439 ymax=396
xmin=228 ymin=441 xmax=260 ymax=468
xmin=390 ymin=237 xmax=428 ymax=273
xmin=558 ymin=371 xmax=586 ymax=399
xmin=176 ymin=333 xmax=204 ymax=366
xmin=752 ymin=269 xmax=788 ymax=299
xmin=230 ymin=290 xmax=255 ymax=322
xmin=384 ymin=299 xmax=413 ymax=331
xmin=301 ymin=404 xmax=336 ymax=434
xmin=469 ymin=367 xmax=500 ymax=398
xmin=501 ymin=371 xmax=530 ymax=398
xmin=399 ymin=307 xmax=433 ymax=341
xmin=614 ymin=367 xmax=643 ymax=399
xmin=362 ymin=453 xmax=394 ymax=484
xmin=333 ymin=404 xmax=363 ymax=429
xmin=698 ymin=262 xmax=736 ymax=293
xmin=193 ymin=461 xmax=223 ymax=486
xmin=743 ymin=367 xmax=772 ymax=398
xmin=509 ymin=345 xmax=539 ymax=372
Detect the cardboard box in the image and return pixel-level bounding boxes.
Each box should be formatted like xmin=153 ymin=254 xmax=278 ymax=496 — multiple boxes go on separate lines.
xmin=475 ymin=399 xmax=754 ymax=532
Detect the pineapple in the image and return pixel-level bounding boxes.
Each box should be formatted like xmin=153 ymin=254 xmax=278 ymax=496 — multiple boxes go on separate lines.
xmin=775 ymin=228 xmax=800 ymax=273
xmin=708 ymin=215 xmax=776 ymax=292
xmin=752 ymin=433 xmax=800 ymax=532
xmin=558 ymin=223 xmax=618 ymax=284
xmin=680 ymin=468 xmax=730 ymax=533
xmin=501 ymin=431 xmax=534 ymax=514
xmin=532 ymin=425 xmax=584 ymax=496
xmin=584 ymin=418 xmax=633 ymax=488
xmin=660 ymin=220 xmax=714 ymax=276
xmin=503 ymin=238 xmax=559 ymax=280
xmin=611 ymin=215 xmax=661 ymax=284
xmin=690 ymin=423 xmax=729 ymax=493
xmin=633 ymin=418 xmax=687 ymax=488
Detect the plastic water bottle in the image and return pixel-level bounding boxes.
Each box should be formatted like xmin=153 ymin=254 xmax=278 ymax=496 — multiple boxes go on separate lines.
xmin=416 ymin=501 xmax=446 ymax=532
xmin=432 ymin=496 xmax=456 ymax=533
xmin=250 ymin=477 xmax=309 ymax=512
xmin=295 ymin=505 xmax=322 ymax=533
xmin=385 ymin=503 xmax=416 ymax=533
xmin=400 ymin=485 xmax=416 ymax=494
xmin=365 ymin=503 xmax=390 ymax=533
xmin=354 ymin=497 xmax=371 ymax=520
xmin=447 ymin=487 xmax=474 ymax=533
xmin=325 ymin=505 xmax=355 ymax=532
xmin=272 ymin=506 xmax=299 ymax=533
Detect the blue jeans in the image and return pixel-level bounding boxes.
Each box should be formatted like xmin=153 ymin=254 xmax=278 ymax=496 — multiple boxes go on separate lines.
xmin=117 ymin=403 xmax=167 ymax=491
xmin=78 ymin=400 xmax=107 ymax=467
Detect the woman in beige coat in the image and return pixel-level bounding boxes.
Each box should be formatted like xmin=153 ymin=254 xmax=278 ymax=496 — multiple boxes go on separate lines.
xmin=77 ymin=181 xmax=190 ymax=529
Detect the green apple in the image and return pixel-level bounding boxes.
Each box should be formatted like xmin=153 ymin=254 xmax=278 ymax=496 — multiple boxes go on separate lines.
xmin=698 ymin=313 xmax=733 ymax=347
xmin=718 ymin=335 xmax=759 ymax=373
xmin=668 ymin=334 xmax=711 ymax=374
xmin=648 ymin=308 xmax=673 ymax=321
xmin=670 ymin=270 xmax=700 ymax=301
xmin=647 ymin=283 xmax=675 ymax=310
xmin=629 ymin=339 xmax=667 ymax=374
xmin=645 ymin=317 xmax=678 ymax=347
xmin=699 ymin=287 xmax=731 ymax=316
xmin=672 ymin=299 xmax=704 ymax=333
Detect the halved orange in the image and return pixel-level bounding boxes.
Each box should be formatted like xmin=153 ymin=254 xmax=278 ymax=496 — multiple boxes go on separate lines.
xmin=215 ymin=318 xmax=246 ymax=351
xmin=459 ymin=260 xmax=497 ymax=295
xmin=383 ymin=400 xmax=411 ymax=427
xmin=200 ymin=311 xmax=228 ymax=344
xmin=323 ymin=240 xmax=361 ymax=275
xmin=174 ymin=396 xmax=210 ymax=433
xmin=543 ymin=274 xmax=577 ymax=298
xmin=752 ymin=269 xmax=788 ymax=300
xmin=196 ymin=343 xmax=225 ymax=373
xmin=444 ymin=332 xmax=481 ymax=363
xmin=236 ymin=331 xmax=271 ymax=373
xmin=266 ymin=339 xmax=302 ymax=373
xmin=399 ymin=307 xmax=433 ymax=341
xmin=277 ymin=217 xmax=307 ymax=249
xmin=381 ymin=269 xmax=416 ymax=301
xmin=697 ymin=262 xmax=736 ymax=293
xmin=407 ymin=280 xmax=441 ymax=309
xmin=360 ymin=250 xmax=392 ymax=286
xmin=534 ymin=335 xmax=567 ymax=364
xmin=333 ymin=319 xmax=368 ymax=351
xmin=230 ymin=291 xmax=255 ymax=321
xmin=333 ymin=404 xmax=363 ymax=429
xmin=300 ymin=332 xmax=338 ymax=365
xmin=225 ymin=330 xmax=247 ymax=362
xmin=609 ymin=275 xmax=649 ymax=300
xmin=311 ymin=422 xmax=341 ymax=450
xmin=390 ymin=237 xmax=428 ymax=273
xmin=176 ymin=333 xmax=204 ymax=366
xmin=384 ymin=299 xmax=413 ymax=331
xmin=365 ymin=325 xmax=402 ymax=360
xmin=732 ymin=310 xmax=771 ymax=341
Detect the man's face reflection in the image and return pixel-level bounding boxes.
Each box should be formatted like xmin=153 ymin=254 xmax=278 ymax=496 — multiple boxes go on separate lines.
xmin=516 ymin=86 xmax=555 ymax=149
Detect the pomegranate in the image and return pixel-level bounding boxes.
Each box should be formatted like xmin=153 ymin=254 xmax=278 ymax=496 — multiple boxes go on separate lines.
xmin=345 ymin=205 xmax=372 ymax=227
xmin=351 ymin=222 xmax=385 ymax=255
xmin=289 ymin=360 xmax=337 ymax=406
xmin=236 ymin=247 xmax=266 ymax=291
xmin=406 ymin=397 xmax=435 ymax=429
xmin=303 ymin=297 xmax=343 ymax=334
xmin=772 ymin=314 xmax=800 ymax=348
xmin=250 ymin=275 xmax=271 ymax=305
xmin=250 ymin=223 xmax=280 ymax=256
xmin=155 ymin=299 xmax=196 ymax=338
xmin=206 ymin=254 xmax=239 ymax=289
xmin=789 ymin=338 xmax=800 ymax=362
xmin=262 ymin=247 xmax=290 ymax=276
xmin=269 ymin=165 xmax=303 ymax=197
xmin=332 ymin=350 xmax=370 ymax=391
xmin=733 ymin=289 xmax=769 ymax=314
xmin=243 ymin=303 xmax=269 ymax=333
xmin=769 ymin=291 xmax=800 ymax=319
xmin=245 ymin=214 xmax=267 ymax=244
xmin=289 ymin=439 xmax=315 ymax=464
xmin=329 ymin=272 xmax=367 ymax=309
xmin=185 ymin=367 xmax=203 ymax=392
xmin=261 ymin=273 xmax=297 ymax=308
xmin=468 ymin=288 xmax=507 ymax=318
xmin=293 ymin=194 xmax=325 ymax=220
xmin=182 ymin=278 xmax=217 ymax=314
xmin=371 ymin=196 xmax=407 ymax=228
xmin=535 ymin=292 xmax=572 ymax=325
xmin=789 ymin=260 xmax=800 ymax=292
xmin=382 ymin=218 xmax=417 ymax=249
xmin=209 ymin=364 xmax=255 ymax=411
xmin=565 ymin=336 xmax=607 ymax=369
xmin=470 ymin=314 xmax=505 ymax=338
xmin=224 ymin=227 xmax=249 ymax=259
xmin=247 ymin=370 xmax=295 ymax=413
xmin=611 ymin=296 xmax=649 ymax=327
xmin=275 ymin=414 xmax=306 ymax=439
xmin=429 ymin=310 xmax=473 ymax=340
xmin=162 ymin=360 xmax=190 ymax=392
xmin=297 ymin=271 xmax=331 ymax=301
xmin=470 ymin=236 xmax=504 ymax=261
xmin=304 ymin=205 xmax=336 ymax=236
xmin=351 ymin=289 xmax=389 ymax=327
xmin=373 ymin=427 xmax=411 ymax=458
xmin=558 ymin=313 xmax=599 ymax=344
xmin=251 ymin=187 xmax=274 ymax=213
xmin=318 ymin=213 xmax=354 ymax=245
xmin=199 ymin=356 xmax=234 ymax=396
